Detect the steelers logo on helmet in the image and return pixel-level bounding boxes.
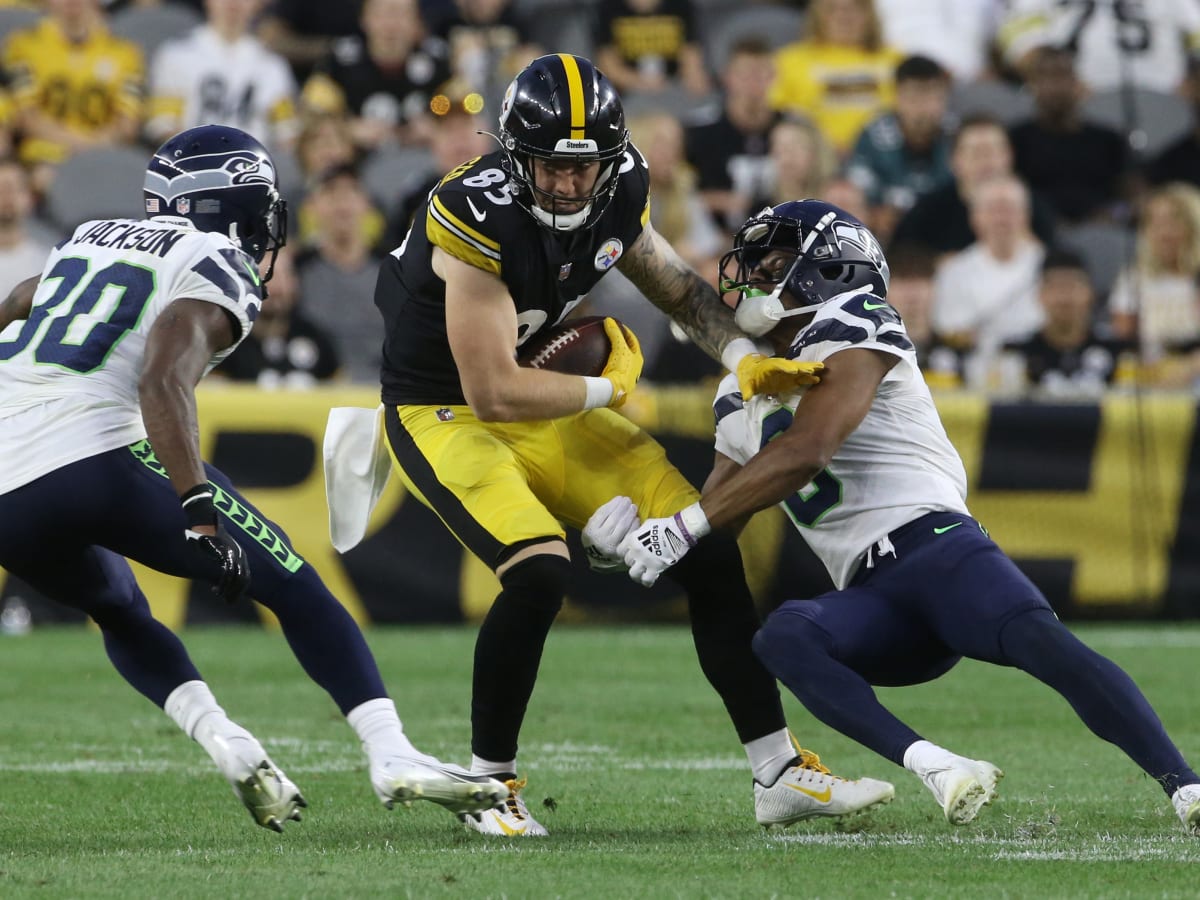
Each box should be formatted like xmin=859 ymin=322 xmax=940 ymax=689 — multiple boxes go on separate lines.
xmin=496 ymin=53 xmax=629 ymax=233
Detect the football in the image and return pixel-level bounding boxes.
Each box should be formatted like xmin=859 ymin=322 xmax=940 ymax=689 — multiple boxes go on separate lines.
xmin=517 ymin=315 xmax=614 ymax=377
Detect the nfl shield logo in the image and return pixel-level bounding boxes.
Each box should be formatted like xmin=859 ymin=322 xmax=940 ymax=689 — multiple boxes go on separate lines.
xmin=558 ymin=262 xmax=572 ymax=281
xmin=176 ymin=197 xmax=191 ymax=215
xmin=435 ymin=408 xmax=455 ymax=422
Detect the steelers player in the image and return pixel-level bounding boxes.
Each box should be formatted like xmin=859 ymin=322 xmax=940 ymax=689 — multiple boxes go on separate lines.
xmin=374 ymin=53 xmax=894 ymax=835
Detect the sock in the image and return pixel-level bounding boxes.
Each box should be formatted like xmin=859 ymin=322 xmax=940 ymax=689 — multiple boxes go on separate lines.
xmin=902 ymin=739 xmax=953 ymax=776
xmin=164 ymin=680 xmax=254 ymax=764
xmin=346 ymin=697 xmax=426 ymax=764
xmin=471 ymin=755 xmax=516 ymax=779
xmin=744 ymin=728 xmax=797 ymax=785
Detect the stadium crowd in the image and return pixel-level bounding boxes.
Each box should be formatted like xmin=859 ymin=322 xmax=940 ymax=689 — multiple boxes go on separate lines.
xmin=0 ymin=0 xmax=1199 ymax=397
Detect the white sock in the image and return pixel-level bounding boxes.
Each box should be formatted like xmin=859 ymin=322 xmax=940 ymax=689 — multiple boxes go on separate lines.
xmin=744 ymin=728 xmax=797 ymax=785
xmin=903 ymin=739 xmax=953 ymax=775
xmin=164 ymin=680 xmax=253 ymax=761
xmin=346 ymin=697 xmax=426 ymax=763
xmin=471 ymin=755 xmax=516 ymax=778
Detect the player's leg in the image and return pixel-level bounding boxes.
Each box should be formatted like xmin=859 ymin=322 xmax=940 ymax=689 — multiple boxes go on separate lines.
xmin=114 ymin=441 xmax=506 ymax=818
xmin=386 ymin=405 xmax=569 ymax=835
xmin=556 ymin=408 xmax=893 ymax=824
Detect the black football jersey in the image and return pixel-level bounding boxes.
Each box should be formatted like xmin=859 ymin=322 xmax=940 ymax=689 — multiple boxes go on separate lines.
xmin=376 ymin=146 xmax=651 ymax=405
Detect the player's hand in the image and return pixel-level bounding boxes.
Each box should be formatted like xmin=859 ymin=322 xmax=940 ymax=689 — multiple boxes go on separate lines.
xmin=736 ymin=353 xmax=824 ymax=399
xmin=185 ymin=524 xmax=250 ymax=603
xmin=582 ymin=496 xmax=641 ymax=573
xmin=619 ymin=505 xmax=708 ymax=587
xmin=600 ymin=317 xmax=643 ymax=408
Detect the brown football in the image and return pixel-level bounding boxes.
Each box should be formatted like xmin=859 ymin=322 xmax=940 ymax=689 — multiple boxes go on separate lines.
xmin=517 ymin=315 xmax=614 ymax=377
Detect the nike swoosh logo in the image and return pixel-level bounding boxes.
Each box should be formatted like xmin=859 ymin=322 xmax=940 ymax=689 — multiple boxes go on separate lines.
xmin=242 ymin=258 xmax=262 ymax=287
xmin=496 ymin=816 xmax=527 ymax=836
xmin=933 ymin=523 xmax=963 ymax=534
xmin=466 ymin=197 xmax=487 ymax=223
xmin=862 ymin=299 xmax=888 ymax=310
xmin=785 ymin=783 xmax=832 ymax=803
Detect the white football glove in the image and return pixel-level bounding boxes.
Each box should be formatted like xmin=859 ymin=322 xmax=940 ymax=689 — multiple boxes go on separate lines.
xmin=581 ymin=496 xmax=641 ymax=573
xmin=618 ymin=503 xmax=710 ymax=587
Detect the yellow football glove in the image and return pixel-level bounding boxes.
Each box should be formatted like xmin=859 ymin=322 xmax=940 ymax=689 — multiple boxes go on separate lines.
xmin=736 ymin=353 xmax=824 ymax=399
xmin=600 ymin=317 xmax=644 ymax=408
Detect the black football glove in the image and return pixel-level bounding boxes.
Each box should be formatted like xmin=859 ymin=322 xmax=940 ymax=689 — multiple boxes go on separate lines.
xmin=181 ymin=484 xmax=250 ymax=604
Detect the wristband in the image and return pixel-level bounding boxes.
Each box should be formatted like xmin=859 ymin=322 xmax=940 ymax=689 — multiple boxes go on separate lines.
xmin=673 ymin=501 xmax=712 ymax=547
xmin=180 ymin=483 xmax=218 ymax=529
xmin=721 ymin=338 xmax=760 ymax=374
xmin=582 ymin=375 xmax=615 ymax=410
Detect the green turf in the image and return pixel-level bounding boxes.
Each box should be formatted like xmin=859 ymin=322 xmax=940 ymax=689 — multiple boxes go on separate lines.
xmin=1 ymin=624 xmax=1198 ymax=899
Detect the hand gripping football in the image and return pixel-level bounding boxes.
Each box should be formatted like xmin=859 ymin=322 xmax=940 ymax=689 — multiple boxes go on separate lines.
xmin=517 ymin=315 xmax=615 ymax=377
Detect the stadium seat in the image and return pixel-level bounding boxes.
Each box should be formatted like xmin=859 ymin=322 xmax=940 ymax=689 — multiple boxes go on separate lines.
xmin=0 ymin=7 xmax=40 ymax=47
xmin=1081 ymin=88 xmax=1192 ymax=161
xmin=1056 ymin=221 xmax=1135 ymax=301
xmin=360 ymin=144 xmax=436 ymax=218
xmin=700 ymin=5 xmax=806 ymax=72
xmin=44 ymin=146 xmax=150 ymax=233
xmin=111 ymin=2 xmax=203 ymax=61
xmin=949 ymin=80 xmax=1034 ymax=126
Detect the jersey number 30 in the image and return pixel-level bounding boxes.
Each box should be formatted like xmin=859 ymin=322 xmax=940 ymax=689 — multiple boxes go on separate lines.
xmin=761 ymin=407 xmax=842 ymax=527
xmin=0 ymin=257 xmax=155 ymax=372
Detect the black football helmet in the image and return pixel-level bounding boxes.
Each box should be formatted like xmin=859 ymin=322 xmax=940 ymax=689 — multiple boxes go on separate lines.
xmin=497 ymin=53 xmax=628 ymax=232
xmin=719 ymin=199 xmax=890 ymax=336
xmin=144 ymin=124 xmax=288 ymax=277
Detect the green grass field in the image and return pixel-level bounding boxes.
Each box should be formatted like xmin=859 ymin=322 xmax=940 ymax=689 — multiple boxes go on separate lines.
xmin=2 ymin=624 xmax=1198 ymax=899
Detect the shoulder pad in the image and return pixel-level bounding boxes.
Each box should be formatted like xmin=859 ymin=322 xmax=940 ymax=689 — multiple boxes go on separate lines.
xmin=426 ymin=158 xmax=509 ymax=275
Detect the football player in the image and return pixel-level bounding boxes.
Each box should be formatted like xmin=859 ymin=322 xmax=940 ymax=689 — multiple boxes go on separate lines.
xmin=372 ymin=53 xmax=894 ymax=835
xmin=603 ymin=199 xmax=1200 ymax=833
xmin=0 ymin=125 xmax=506 ymax=831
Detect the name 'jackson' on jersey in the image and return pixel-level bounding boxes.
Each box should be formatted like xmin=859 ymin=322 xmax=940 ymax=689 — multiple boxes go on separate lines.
xmin=375 ymin=145 xmax=651 ymax=406
xmin=0 ymin=217 xmax=262 ymax=496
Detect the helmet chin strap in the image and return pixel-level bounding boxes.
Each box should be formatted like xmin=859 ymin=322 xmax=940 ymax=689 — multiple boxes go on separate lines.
xmin=529 ymin=200 xmax=593 ymax=231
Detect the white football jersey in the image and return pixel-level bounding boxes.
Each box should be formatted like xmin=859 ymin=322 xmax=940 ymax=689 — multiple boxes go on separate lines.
xmin=148 ymin=26 xmax=298 ymax=147
xmin=0 ymin=217 xmax=262 ymax=495
xmin=714 ymin=289 xmax=969 ymax=588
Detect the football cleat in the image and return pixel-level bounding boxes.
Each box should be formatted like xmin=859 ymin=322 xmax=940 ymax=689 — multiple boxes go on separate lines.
xmin=211 ymin=734 xmax=306 ymax=832
xmin=917 ymin=754 xmax=1003 ymax=825
xmin=1172 ymin=783 xmax=1200 ymax=835
xmin=754 ymin=752 xmax=895 ymax=828
xmin=463 ymin=776 xmax=549 ymax=836
xmin=370 ymin=756 xmax=508 ymax=818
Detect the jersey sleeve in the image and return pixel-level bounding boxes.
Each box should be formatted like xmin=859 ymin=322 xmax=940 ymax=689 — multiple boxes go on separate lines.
xmin=712 ymin=372 xmax=751 ymax=464
xmin=788 ymin=292 xmax=916 ymax=366
xmin=424 ymin=158 xmax=504 ymax=276
xmin=171 ymin=235 xmax=263 ymax=354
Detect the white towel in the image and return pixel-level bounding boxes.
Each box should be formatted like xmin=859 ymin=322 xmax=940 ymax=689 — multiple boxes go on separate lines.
xmin=323 ymin=405 xmax=392 ymax=553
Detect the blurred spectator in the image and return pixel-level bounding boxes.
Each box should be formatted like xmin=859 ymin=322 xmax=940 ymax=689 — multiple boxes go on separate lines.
xmin=1147 ymin=55 xmax=1200 ymax=189
xmin=301 ymin=0 xmax=451 ymax=152
xmin=293 ymin=111 xmax=385 ymax=249
xmin=295 ymin=162 xmax=385 ymax=384
xmin=258 ymin=0 xmax=365 ymax=82
xmin=892 ymin=114 xmax=1057 ymax=255
xmin=932 ymin=175 xmax=1046 ymax=380
xmin=819 ymin=175 xmax=871 ymax=223
xmin=1109 ymin=183 xmax=1200 ymax=369
xmin=747 ymin=116 xmax=838 ymax=212
xmin=4 ymin=0 xmax=144 ymax=195
xmin=0 ymin=160 xmax=52 ymax=293
xmin=769 ymin=0 xmax=904 ymax=154
xmin=845 ymin=54 xmax=953 ymax=243
xmin=1008 ymin=46 xmax=1130 ymax=225
xmin=1000 ymin=0 xmax=1200 ymax=93
xmin=684 ymin=38 xmax=779 ymax=233
xmin=218 ymin=244 xmax=341 ymax=387
xmin=1000 ymin=246 xmax=1135 ymax=398
xmin=427 ymin=0 xmax=540 ymax=106
xmin=381 ymin=78 xmax=492 ymax=249
xmin=874 ymin=0 xmax=1001 ymax=82
xmin=594 ymin=0 xmax=712 ymax=99
xmin=886 ymin=243 xmax=966 ymax=388
xmin=147 ymin=0 xmax=298 ymax=150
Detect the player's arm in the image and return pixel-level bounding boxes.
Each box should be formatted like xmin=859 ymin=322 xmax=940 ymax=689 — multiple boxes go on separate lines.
xmin=0 ymin=275 xmax=38 ymax=329
xmin=700 ymin=451 xmax=753 ymax=537
xmin=438 ymin=247 xmax=637 ymax=421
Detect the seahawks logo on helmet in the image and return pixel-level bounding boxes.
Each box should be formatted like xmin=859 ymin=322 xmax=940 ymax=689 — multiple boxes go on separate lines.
xmin=145 ymin=151 xmax=277 ymax=202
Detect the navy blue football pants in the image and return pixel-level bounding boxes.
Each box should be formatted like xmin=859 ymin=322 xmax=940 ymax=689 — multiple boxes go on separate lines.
xmin=0 ymin=442 xmax=385 ymax=712
xmin=753 ymin=511 xmax=1198 ymax=797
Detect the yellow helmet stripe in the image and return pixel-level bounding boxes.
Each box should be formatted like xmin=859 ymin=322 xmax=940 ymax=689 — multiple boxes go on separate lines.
xmin=558 ymin=53 xmax=586 ymax=140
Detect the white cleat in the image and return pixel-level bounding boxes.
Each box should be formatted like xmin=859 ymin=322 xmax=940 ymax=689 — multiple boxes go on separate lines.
xmin=754 ymin=752 xmax=895 ymax=828
xmin=463 ymin=776 xmax=549 ymax=837
xmin=1172 ymin=783 xmax=1200 ymax=836
xmin=918 ymin=754 xmax=1003 ymax=825
xmin=212 ymin=734 xmax=306 ymax=832
xmin=371 ymin=756 xmax=508 ymax=818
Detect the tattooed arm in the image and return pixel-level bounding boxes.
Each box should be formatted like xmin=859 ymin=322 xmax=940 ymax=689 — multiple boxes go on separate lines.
xmin=615 ymin=221 xmax=744 ymax=364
